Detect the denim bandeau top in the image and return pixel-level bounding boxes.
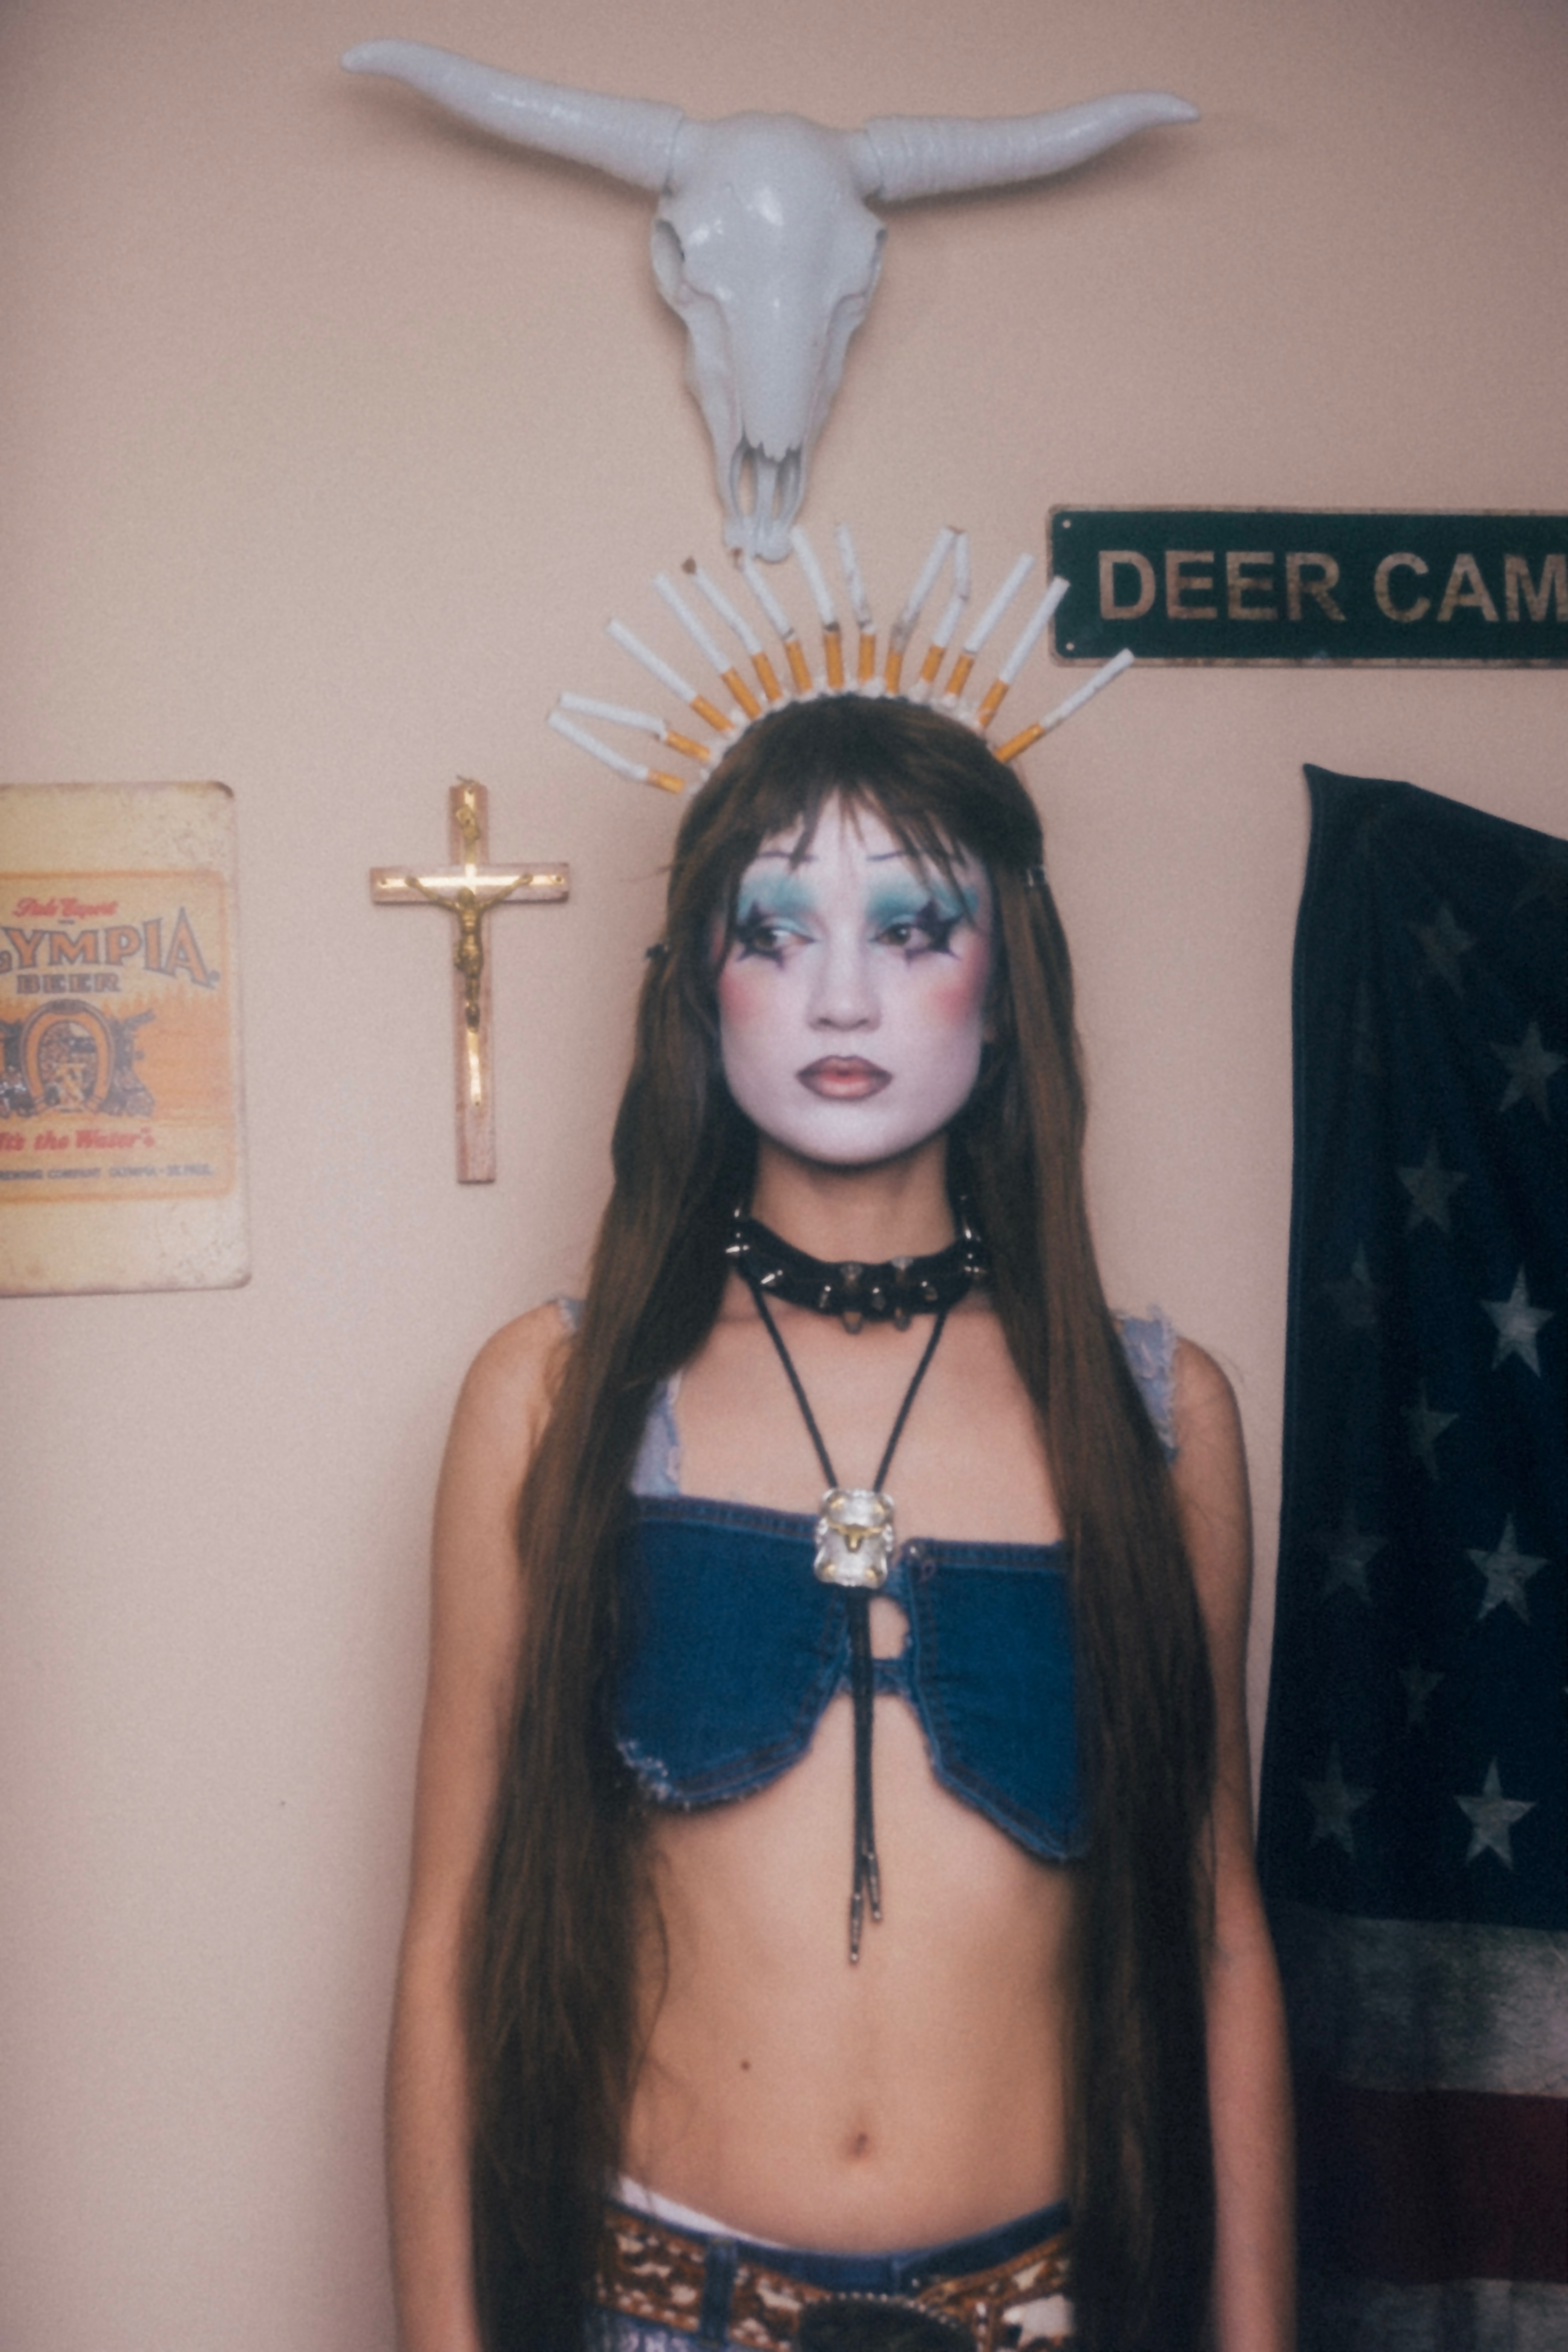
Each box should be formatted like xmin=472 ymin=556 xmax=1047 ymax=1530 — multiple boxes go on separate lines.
xmin=579 ymin=1304 xmax=1178 ymax=1864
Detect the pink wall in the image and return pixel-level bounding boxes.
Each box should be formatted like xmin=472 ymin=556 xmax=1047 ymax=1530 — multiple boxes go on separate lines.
xmin=1 ymin=1 xmax=1563 ymax=2343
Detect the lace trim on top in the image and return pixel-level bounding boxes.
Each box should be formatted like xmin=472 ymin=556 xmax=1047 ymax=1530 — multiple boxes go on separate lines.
xmin=1112 ymin=1308 xmax=1180 ymax=1462
xmin=553 ymin=1298 xmax=684 ymax=1494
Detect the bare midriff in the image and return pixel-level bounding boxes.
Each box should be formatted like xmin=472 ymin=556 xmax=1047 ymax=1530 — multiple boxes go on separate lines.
xmin=619 ymin=1283 xmax=1078 ymax=2254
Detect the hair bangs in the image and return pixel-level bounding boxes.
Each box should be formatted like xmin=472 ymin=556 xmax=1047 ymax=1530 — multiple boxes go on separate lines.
xmin=666 ymin=698 xmax=1043 ymax=971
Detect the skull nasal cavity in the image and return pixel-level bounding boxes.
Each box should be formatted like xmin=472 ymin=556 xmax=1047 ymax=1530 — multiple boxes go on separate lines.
xmin=732 ymin=444 xmax=802 ymax=522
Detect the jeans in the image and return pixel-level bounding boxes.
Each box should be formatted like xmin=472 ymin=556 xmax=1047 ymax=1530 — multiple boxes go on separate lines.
xmin=594 ymin=2196 xmax=1074 ymax=2350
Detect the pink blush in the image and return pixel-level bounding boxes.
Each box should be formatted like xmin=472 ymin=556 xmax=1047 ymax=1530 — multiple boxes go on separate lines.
xmin=717 ymin=964 xmax=768 ymax=1018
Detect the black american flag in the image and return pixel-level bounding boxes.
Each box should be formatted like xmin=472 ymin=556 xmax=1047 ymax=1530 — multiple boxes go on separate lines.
xmin=1256 ymin=766 xmax=1566 ymax=2352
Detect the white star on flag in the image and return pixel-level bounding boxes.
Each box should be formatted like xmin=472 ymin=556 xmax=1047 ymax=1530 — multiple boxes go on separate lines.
xmin=1481 ymin=1268 xmax=1554 ymax=1375
xmin=1404 ymin=1383 xmax=1458 ymax=1481
xmin=1467 ymin=1515 xmax=1548 ymax=1622
xmin=1313 ymin=1506 xmax=1387 ymax=1603
xmin=1408 ymin=903 xmax=1476 ymax=993
xmin=1399 ymin=1660 xmax=1442 ymax=1728
xmin=1397 ymin=1138 xmax=1469 ymax=1234
xmin=1302 ymin=1745 xmax=1373 ymax=1854
xmin=1491 ymin=1019 xmax=1565 ymax=1121
xmin=1323 ymin=1245 xmax=1385 ymax=1335
xmin=1456 ymin=1758 xmax=1535 ymax=1868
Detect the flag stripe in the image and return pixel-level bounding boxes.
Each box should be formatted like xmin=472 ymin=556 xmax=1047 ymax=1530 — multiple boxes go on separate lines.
xmin=1272 ymin=1901 xmax=1568 ymax=2094
xmin=1298 ymin=2274 xmax=1568 ymax=2352
xmin=1297 ymin=2078 xmax=1568 ymax=2283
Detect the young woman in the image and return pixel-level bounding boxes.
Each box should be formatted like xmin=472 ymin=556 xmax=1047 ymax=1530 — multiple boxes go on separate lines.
xmin=386 ymin=697 xmax=1293 ymax=2352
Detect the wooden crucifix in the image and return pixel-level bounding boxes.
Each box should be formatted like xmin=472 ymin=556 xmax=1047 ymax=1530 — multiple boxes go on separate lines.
xmin=372 ymin=779 xmax=568 ymax=1182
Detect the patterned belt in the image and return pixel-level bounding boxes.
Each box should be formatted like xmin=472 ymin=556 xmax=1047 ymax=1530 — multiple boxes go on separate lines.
xmin=595 ymin=2203 xmax=1075 ymax=2352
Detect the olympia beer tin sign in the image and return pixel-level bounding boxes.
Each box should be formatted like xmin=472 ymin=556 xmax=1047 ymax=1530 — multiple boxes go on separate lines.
xmin=0 ymin=781 xmax=247 ymax=1295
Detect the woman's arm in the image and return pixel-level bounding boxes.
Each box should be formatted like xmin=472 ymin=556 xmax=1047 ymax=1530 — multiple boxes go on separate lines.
xmin=386 ymin=1307 xmax=565 ymax=2352
xmin=1170 ymin=1341 xmax=1296 ymax=2352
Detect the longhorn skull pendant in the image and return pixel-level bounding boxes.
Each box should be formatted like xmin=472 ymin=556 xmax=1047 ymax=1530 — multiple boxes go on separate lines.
xmin=813 ymin=1485 xmax=896 ymax=1590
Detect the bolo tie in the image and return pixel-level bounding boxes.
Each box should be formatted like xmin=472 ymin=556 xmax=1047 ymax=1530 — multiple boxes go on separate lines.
xmin=736 ymin=1259 xmax=955 ymax=1960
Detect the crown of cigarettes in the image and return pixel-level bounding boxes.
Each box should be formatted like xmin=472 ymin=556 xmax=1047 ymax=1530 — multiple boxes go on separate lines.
xmin=548 ymin=524 xmax=1135 ymax=795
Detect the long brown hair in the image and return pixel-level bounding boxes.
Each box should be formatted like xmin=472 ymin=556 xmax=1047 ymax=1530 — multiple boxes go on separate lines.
xmin=469 ymin=698 xmax=1216 ymax=2351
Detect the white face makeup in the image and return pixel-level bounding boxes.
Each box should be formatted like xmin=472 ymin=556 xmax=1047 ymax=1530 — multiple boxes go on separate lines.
xmin=717 ymin=798 xmax=993 ymax=1168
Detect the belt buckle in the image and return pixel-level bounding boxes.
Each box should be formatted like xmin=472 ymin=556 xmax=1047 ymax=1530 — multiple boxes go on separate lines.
xmin=793 ymin=2295 xmax=974 ymax=2352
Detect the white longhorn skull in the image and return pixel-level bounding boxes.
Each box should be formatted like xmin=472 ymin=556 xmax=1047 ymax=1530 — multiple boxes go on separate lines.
xmin=342 ymin=41 xmax=1197 ymax=559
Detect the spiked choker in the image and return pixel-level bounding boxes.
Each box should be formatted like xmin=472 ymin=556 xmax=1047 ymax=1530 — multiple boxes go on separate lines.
xmin=726 ymin=1204 xmax=988 ymax=1334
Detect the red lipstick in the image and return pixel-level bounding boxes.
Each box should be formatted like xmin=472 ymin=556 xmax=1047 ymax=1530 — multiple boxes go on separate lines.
xmin=798 ymin=1056 xmax=892 ymax=1100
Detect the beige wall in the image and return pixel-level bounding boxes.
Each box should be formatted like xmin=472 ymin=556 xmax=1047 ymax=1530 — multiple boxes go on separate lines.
xmin=1 ymin=1 xmax=1562 ymax=2343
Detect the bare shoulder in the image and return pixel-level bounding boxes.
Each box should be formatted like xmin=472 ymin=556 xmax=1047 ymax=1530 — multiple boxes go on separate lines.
xmin=463 ymin=1297 xmax=574 ymax=1412
xmin=1170 ymin=1337 xmax=1248 ymax=1472
xmin=444 ymin=1300 xmax=574 ymax=1491
xmin=1171 ymin=1334 xmax=1240 ymax=1429
xmin=432 ymin=1301 xmax=575 ymax=1620
xmin=1168 ymin=1338 xmax=1253 ymax=1626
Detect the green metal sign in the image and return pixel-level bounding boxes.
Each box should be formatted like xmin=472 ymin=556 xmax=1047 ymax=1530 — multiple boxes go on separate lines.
xmin=1049 ymin=510 xmax=1568 ymax=665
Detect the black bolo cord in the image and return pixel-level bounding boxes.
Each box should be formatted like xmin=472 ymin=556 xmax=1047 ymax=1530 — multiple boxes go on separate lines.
xmin=741 ymin=1269 xmax=951 ymax=1958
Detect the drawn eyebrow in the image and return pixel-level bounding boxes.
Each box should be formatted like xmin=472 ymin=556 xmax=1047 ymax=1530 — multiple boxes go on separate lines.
xmin=741 ymin=845 xmax=970 ymax=877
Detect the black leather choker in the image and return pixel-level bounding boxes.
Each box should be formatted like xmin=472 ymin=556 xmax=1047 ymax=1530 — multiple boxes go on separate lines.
xmin=726 ymin=1204 xmax=988 ymax=1334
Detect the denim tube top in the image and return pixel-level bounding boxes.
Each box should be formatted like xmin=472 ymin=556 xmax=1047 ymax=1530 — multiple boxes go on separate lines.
xmin=600 ymin=1305 xmax=1177 ymax=1861
xmin=616 ymin=1498 xmax=1085 ymax=1859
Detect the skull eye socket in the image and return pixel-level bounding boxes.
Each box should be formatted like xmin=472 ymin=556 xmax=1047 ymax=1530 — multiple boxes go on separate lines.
xmin=651 ymin=217 xmax=687 ymax=298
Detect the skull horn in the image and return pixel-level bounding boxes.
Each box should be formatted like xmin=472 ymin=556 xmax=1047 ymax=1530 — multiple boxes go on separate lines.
xmin=341 ymin=41 xmax=683 ymax=193
xmin=853 ymin=92 xmax=1197 ymax=202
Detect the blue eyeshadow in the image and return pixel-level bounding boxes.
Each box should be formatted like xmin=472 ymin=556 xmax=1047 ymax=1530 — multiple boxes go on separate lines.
xmin=866 ymin=874 xmax=974 ymax=930
xmin=736 ymin=867 xmax=815 ymax=923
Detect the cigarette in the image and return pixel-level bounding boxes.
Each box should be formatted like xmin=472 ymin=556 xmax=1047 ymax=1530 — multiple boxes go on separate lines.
xmin=789 ymin=526 xmax=838 ymax=627
xmin=655 ymin=573 xmax=733 ymax=671
xmin=684 ymin=563 xmax=776 ymax=702
xmin=913 ymin=534 xmax=971 ymax=700
xmin=992 ymin=649 xmax=1135 ymax=762
xmin=684 ymin=565 xmax=762 ymax=657
xmin=886 ymin=524 xmax=957 ymax=691
xmin=743 ymin=557 xmax=813 ymax=694
xmin=741 ymin=554 xmax=791 ymax=639
xmin=943 ymin=552 xmax=1034 ymax=701
xmin=889 ymin=526 xmax=958 ymax=659
xmin=792 ymin=527 xmax=844 ymax=687
xmin=558 ymin=693 xmax=713 ymax=764
xmin=548 ymin=709 xmax=684 ymax=793
xmin=609 ymin=620 xmax=696 ymax=703
xmin=835 ymin=524 xmax=874 ymax=628
xmin=974 ymin=577 xmax=1069 ymax=729
xmin=559 ymin=691 xmax=663 ymax=734
xmin=999 ymin=577 xmax=1069 ymax=682
xmin=834 ymin=524 xmax=878 ymax=686
xmin=608 ymin=620 xmax=734 ymax=735
xmin=654 ymin=571 xmax=763 ymax=714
